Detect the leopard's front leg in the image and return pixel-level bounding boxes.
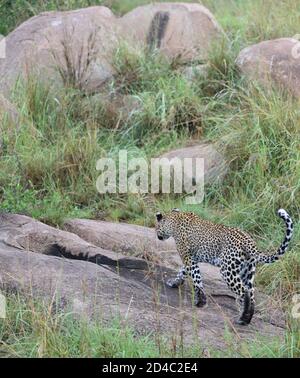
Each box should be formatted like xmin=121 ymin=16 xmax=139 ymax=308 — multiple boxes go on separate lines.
xmin=186 ymin=262 xmax=207 ymax=307
xmin=166 ymin=266 xmax=187 ymax=288
xmin=167 ymin=242 xmax=207 ymax=307
xmin=166 ymin=264 xmax=206 ymax=306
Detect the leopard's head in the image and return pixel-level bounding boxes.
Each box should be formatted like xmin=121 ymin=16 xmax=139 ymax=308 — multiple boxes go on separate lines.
xmin=155 ymin=208 xmax=180 ymax=241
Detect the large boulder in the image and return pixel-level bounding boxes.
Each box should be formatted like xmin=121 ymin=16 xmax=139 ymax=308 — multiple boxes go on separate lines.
xmin=0 ymin=4 xmax=223 ymax=96
xmin=0 ymin=6 xmax=119 ymax=95
xmin=236 ymin=38 xmax=300 ymax=97
xmin=119 ymin=3 xmax=223 ymax=63
xmin=0 ymin=213 xmax=286 ymax=348
xmin=158 ymin=143 xmax=228 ymax=189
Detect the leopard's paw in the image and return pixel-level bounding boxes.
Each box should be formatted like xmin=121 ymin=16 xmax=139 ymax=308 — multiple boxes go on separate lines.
xmin=166 ymin=278 xmax=180 ymax=288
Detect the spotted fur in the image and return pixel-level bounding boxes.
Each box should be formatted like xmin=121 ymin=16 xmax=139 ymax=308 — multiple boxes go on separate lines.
xmin=155 ymin=208 xmax=293 ymax=325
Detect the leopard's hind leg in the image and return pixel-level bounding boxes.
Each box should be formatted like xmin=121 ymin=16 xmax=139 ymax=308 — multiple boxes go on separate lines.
xmin=220 ymin=251 xmax=255 ymax=325
xmin=186 ymin=261 xmax=207 ymax=307
xmin=239 ymin=255 xmax=256 ymax=323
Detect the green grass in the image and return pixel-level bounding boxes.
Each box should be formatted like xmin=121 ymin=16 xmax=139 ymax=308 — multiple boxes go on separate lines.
xmin=0 ymin=0 xmax=194 ymax=35
xmin=0 ymin=294 xmax=299 ymax=358
xmin=0 ymin=0 xmax=299 ymax=357
xmin=1 ymin=0 xmax=299 ymax=39
xmin=202 ymin=0 xmax=300 ymax=44
xmin=0 ymin=294 xmax=160 ymax=358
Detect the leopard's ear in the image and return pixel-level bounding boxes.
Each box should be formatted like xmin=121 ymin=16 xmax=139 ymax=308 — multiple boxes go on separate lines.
xmin=172 ymin=208 xmax=180 ymax=212
xmin=156 ymin=212 xmax=163 ymax=221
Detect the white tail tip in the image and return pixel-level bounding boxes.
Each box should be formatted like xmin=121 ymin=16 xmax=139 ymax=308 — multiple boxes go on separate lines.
xmin=278 ymin=208 xmax=288 ymax=218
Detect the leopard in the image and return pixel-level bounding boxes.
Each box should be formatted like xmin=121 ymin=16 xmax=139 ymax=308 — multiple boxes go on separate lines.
xmin=155 ymin=208 xmax=293 ymax=325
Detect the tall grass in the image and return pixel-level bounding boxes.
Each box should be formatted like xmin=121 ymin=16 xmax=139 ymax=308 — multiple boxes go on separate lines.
xmin=0 ymin=0 xmax=195 ymax=35
xmin=0 ymin=293 xmax=299 ymax=357
xmin=0 ymin=0 xmax=299 ymax=358
xmin=202 ymin=0 xmax=300 ymax=44
xmin=1 ymin=40 xmax=200 ymax=225
xmin=0 ymin=294 xmax=160 ymax=358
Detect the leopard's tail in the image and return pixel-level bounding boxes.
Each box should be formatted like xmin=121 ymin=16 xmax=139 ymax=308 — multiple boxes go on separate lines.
xmin=257 ymin=209 xmax=293 ymax=264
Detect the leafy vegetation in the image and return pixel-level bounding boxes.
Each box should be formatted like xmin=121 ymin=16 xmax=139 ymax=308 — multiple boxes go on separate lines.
xmin=0 ymin=0 xmax=299 ymax=357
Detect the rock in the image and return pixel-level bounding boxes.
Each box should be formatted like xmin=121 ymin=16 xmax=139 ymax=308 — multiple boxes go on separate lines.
xmin=158 ymin=143 xmax=228 ymax=189
xmin=0 ymin=4 xmax=223 ymax=96
xmin=0 ymin=216 xmax=285 ymax=349
xmin=119 ymin=3 xmax=223 ymax=63
xmin=63 ymin=218 xmax=180 ymax=268
xmin=236 ymin=38 xmax=300 ymax=97
xmin=0 ymin=212 xmax=148 ymax=270
xmin=0 ymin=244 xmax=171 ymax=335
xmin=0 ymin=6 xmax=119 ymax=95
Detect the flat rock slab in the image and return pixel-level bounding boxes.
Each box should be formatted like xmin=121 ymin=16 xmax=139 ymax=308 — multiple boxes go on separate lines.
xmin=0 ymin=213 xmax=148 ymax=269
xmin=0 ymin=244 xmax=285 ymax=349
xmin=0 ymin=213 xmax=285 ymax=350
xmin=64 ymin=217 xmax=180 ymax=267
